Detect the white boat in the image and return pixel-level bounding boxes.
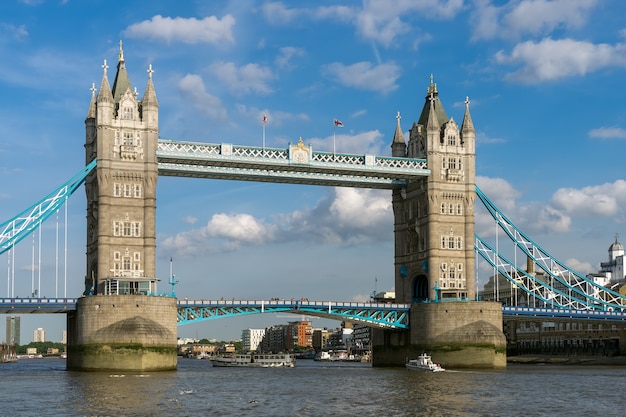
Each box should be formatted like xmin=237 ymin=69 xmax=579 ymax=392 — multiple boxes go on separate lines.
xmin=210 ymin=353 xmax=295 ymax=368
xmin=405 ymin=353 xmax=445 ymax=372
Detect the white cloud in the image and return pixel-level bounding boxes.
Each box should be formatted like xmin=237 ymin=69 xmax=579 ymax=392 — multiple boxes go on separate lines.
xmin=261 ymin=2 xmax=303 ymax=25
xmin=503 ymin=0 xmax=596 ymax=36
xmin=0 ymin=23 xmax=28 ymax=41
xmin=307 ymin=130 xmax=386 ymax=155
xmin=356 ymin=0 xmax=463 ymax=45
xmin=563 ymin=257 xmax=593 ymax=275
xmin=124 ymin=15 xmax=235 ymax=44
xmin=209 ymin=61 xmax=274 ymax=95
xmin=323 ymin=61 xmax=401 ymax=93
xmin=471 ymin=0 xmax=599 ymax=41
xmin=476 ymin=132 xmax=506 ymax=145
xmin=550 ymin=181 xmax=626 ymax=217
xmin=159 ymin=188 xmax=392 ymax=257
xmin=262 ymin=2 xmax=354 ymax=25
xmin=476 ymin=176 xmax=520 ymax=213
xmin=589 ymin=127 xmax=626 ymax=139
xmin=177 ymin=74 xmax=227 ymax=120
xmin=275 ymin=46 xmax=305 ymax=70
xmin=262 ymin=1 xmax=461 ymax=47
xmin=475 ymin=176 xmax=572 ymax=237
xmin=495 ymin=38 xmax=626 ymax=83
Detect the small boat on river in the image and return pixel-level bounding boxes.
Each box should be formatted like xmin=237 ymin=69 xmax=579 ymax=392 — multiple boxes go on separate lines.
xmin=211 ymin=353 xmax=295 ymax=368
xmin=405 ymin=353 xmax=445 ymax=372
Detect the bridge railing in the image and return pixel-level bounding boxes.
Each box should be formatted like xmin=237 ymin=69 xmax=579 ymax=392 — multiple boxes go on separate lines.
xmin=176 ymin=299 xmax=409 ymax=310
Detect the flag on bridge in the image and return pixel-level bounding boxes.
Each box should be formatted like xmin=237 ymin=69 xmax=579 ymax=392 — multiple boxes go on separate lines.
xmin=263 ymin=113 xmax=268 ymax=124
xmin=334 ymin=118 xmax=344 ymax=127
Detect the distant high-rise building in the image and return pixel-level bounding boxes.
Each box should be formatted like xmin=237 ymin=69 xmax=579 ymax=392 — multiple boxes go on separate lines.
xmin=241 ymin=328 xmax=265 ymax=352
xmin=5 ymin=316 xmax=20 ymax=346
xmin=62 ymin=330 xmax=67 ymax=345
xmin=34 ymin=327 xmax=46 ymax=343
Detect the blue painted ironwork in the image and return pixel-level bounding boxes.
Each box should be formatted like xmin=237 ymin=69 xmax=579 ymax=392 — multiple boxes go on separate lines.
xmin=156 ymin=139 xmax=429 ymax=189
xmin=6 ymin=298 xmax=626 ymax=325
xmin=475 ymin=185 xmax=626 ymax=311
xmin=0 ymin=297 xmax=78 ymax=314
xmin=0 ymin=159 xmax=97 ymax=255
xmin=176 ymin=299 xmax=410 ymax=329
xmin=503 ymin=306 xmax=626 ymax=321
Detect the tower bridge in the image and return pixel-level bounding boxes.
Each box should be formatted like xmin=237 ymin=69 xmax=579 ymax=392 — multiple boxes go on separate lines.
xmin=3 ymin=43 xmax=626 ymax=371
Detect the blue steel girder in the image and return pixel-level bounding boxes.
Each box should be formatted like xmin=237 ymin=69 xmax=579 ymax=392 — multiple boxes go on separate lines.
xmin=0 ymin=297 xmax=78 ymax=314
xmin=156 ymin=139 xmax=429 ymax=189
xmin=503 ymin=306 xmax=626 ymax=321
xmin=475 ymin=235 xmax=596 ymax=310
xmin=177 ymin=299 xmax=410 ymax=329
xmin=0 ymin=159 xmax=97 ymax=255
xmin=475 ymin=185 xmax=626 ymax=311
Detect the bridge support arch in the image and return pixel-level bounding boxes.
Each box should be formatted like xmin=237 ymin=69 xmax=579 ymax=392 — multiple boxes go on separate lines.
xmin=373 ymin=78 xmax=506 ymax=368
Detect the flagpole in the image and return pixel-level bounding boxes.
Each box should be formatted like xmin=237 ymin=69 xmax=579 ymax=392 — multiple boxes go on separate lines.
xmin=333 ymin=121 xmax=336 ymax=157
xmin=262 ymin=113 xmax=267 ymax=155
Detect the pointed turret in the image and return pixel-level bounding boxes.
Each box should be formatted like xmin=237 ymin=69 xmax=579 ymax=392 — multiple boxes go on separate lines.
xmin=140 ymin=64 xmax=159 ymax=129
xmin=426 ymin=91 xmax=440 ymax=134
xmin=96 ymin=59 xmax=114 ymax=104
xmin=391 ymin=111 xmax=406 ymax=157
xmin=86 ymin=83 xmax=97 ymax=119
xmin=141 ymin=64 xmax=159 ymax=108
xmin=111 ymin=40 xmax=132 ymax=103
xmin=461 ymin=96 xmax=474 ymax=137
xmin=96 ymin=59 xmax=114 ymax=125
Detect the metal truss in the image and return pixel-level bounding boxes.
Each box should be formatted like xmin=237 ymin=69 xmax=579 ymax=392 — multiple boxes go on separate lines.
xmin=177 ymin=299 xmax=410 ymax=329
xmin=475 ymin=185 xmax=626 ymax=310
xmin=157 ymin=139 xmax=429 ymax=189
xmin=502 ymin=306 xmax=626 ymax=322
xmin=0 ymin=159 xmax=96 ymax=255
xmin=476 ymin=235 xmax=597 ymax=310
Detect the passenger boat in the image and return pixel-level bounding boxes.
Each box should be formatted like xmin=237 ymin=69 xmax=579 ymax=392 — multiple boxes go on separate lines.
xmin=210 ymin=353 xmax=295 ymax=368
xmin=405 ymin=353 xmax=445 ymax=372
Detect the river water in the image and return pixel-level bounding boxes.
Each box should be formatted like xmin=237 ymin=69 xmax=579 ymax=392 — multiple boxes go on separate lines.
xmin=1 ymin=358 xmax=624 ymax=416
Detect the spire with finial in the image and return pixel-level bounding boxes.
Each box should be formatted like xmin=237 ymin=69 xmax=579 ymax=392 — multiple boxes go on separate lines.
xmin=86 ymin=83 xmax=97 ymax=118
xmin=391 ymin=111 xmax=406 ymax=157
xmin=417 ymin=74 xmax=447 ymax=128
xmin=141 ymin=64 xmax=159 ymax=109
xmin=461 ymin=95 xmax=475 ymax=135
xmin=426 ymin=91 xmax=440 ymax=133
xmin=111 ymin=39 xmax=132 ymax=103
xmin=118 ymin=40 xmax=124 ymax=63
xmin=96 ymin=59 xmax=113 ymax=104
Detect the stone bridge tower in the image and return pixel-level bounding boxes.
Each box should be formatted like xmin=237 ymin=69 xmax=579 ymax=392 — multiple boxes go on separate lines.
xmin=392 ymin=76 xmax=477 ymax=303
xmin=373 ymin=77 xmax=506 ymax=368
xmin=67 ymin=42 xmax=177 ymax=372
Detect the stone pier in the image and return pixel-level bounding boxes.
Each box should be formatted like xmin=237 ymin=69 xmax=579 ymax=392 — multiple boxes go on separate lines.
xmin=372 ymin=302 xmax=506 ymax=368
xmin=67 ymin=295 xmax=177 ymax=372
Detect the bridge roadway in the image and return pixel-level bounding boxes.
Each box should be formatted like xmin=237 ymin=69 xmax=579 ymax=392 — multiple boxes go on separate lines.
xmin=0 ymin=297 xmax=410 ymax=329
xmin=3 ymin=298 xmax=626 ymax=326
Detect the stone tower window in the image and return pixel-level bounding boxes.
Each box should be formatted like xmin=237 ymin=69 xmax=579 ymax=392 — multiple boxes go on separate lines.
xmin=122 ymin=105 xmax=134 ymax=120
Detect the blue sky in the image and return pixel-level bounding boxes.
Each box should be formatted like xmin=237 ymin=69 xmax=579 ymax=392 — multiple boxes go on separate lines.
xmin=2 ymin=0 xmax=626 ymax=343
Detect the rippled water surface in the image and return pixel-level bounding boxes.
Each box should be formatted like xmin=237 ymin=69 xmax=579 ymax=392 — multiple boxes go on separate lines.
xmin=2 ymin=358 xmax=626 ymax=416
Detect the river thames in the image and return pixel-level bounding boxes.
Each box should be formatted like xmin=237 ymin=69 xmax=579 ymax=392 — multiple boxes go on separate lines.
xmin=1 ymin=358 xmax=625 ymax=416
